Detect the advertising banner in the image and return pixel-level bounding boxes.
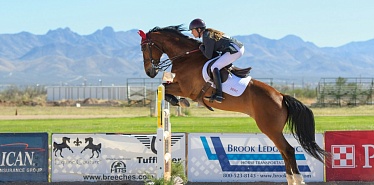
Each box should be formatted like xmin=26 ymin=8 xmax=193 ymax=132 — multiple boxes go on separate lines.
xmin=325 ymin=131 xmax=374 ymax=181
xmin=188 ymin=133 xmax=324 ymax=182
xmin=51 ymin=133 xmax=186 ymax=182
xmin=0 ymin=133 xmax=48 ymax=182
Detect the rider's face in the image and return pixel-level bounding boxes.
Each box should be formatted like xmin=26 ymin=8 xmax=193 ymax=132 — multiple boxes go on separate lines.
xmin=191 ymin=28 xmax=200 ymax=38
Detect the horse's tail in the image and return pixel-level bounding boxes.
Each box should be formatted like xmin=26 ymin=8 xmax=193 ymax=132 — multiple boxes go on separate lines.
xmin=283 ymin=95 xmax=327 ymax=163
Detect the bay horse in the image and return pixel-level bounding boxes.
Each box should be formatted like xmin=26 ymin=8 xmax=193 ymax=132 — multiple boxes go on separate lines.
xmin=138 ymin=25 xmax=327 ymax=185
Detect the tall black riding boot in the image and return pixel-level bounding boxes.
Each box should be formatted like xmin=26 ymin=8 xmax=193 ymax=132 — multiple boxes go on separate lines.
xmin=205 ymin=68 xmax=223 ymax=103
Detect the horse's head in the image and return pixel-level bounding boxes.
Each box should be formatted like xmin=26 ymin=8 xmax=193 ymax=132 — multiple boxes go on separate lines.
xmin=138 ymin=29 xmax=164 ymax=78
xmin=63 ymin=137 xmax=70 ymax=143
xmin=85 ymin=137 xmax=92 ymax=143
xmin=138 ymin=25 xmax=200 ymax=78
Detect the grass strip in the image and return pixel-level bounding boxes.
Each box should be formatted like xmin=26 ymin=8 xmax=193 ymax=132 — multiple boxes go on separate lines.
xmin=1 ymin=116 xmax=373 ymax=134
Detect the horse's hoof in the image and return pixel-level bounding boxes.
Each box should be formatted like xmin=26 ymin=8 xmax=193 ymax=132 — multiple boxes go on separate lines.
xmin=293 ymin=174 xmax=305 ymax=185
xmin=286 ymin=174 xmax=294 ymax=185
xmin=179 ymin=98 xmax=190 ymax=108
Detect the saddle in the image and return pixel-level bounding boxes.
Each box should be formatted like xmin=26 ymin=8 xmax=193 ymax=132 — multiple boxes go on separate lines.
xmin=194 ymin=60 xmax=252 ymax=111
xmin=206 ymin=60 xmax=252 ymax=83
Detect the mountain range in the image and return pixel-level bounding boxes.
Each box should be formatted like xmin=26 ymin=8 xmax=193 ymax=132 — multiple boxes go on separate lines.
xmin=0 ymin=26 xmax=373 ymax=86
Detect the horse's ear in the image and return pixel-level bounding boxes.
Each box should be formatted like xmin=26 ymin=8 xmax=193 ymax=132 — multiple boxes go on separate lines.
xmin=138 ymin=30 xmax=147 ymax=40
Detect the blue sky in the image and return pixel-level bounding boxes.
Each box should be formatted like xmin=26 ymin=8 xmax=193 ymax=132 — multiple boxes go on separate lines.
xmin=1 ymin=0 xmax=373 ymax=47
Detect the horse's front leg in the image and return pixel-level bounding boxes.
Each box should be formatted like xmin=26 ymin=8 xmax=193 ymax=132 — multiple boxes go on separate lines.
xmin=164 ymin=82 xmax=183 ymax=96
xmin=164 ymin=94 xmax=190 ymax=107
xmin=68 ymin=146 xmax=74 ymax=153
xmin=81 ymin=147 xmax=87 ymax=153
xmin=163 ymin=83 xmax=190 ymax=107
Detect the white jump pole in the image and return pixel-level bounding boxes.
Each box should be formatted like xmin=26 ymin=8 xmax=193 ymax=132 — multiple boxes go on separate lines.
xmin=156 ymin=84 xmax=172 ymax=181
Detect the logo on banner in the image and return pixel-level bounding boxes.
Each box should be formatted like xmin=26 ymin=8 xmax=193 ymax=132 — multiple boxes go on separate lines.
xmin=201 ymin=136 xmax=311 ymax=172
xmin=0 ymin=143 xmax=45 ymax=168
xmin=53 ymin=136 xmax=102 ymax=159
xmin=134 ymin=135 xmax=184 ymax=154
xmin=0 ymin=133 xmax=48 ymax=182
xmin=110 ymin=161 xmax=126 ymax=173
xmin=134 ymin=135 xmax=184 ymax=164
xmin=325 ymin=131 xmax=374 ymax=181
xmin=331 ymin=145 xmax=355 ymax=168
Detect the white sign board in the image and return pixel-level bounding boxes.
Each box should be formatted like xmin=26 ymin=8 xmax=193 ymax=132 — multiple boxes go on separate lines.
xmin=188 ymin=133 xmax=324 ymax=182
xmin=51 ymin=133 xmax=186 ymax=182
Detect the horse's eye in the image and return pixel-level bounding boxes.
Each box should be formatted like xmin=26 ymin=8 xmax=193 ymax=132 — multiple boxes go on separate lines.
xmin=141 ymin=45 xmax=146 ymax=51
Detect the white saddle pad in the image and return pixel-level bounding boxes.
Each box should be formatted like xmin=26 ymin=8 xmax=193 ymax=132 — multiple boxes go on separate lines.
xmin=202 ymin=62 xmax=252 ymax=97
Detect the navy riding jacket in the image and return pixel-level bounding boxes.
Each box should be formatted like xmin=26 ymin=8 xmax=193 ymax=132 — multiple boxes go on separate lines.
xmin=199 ymin=30 xmax=243 ymax=59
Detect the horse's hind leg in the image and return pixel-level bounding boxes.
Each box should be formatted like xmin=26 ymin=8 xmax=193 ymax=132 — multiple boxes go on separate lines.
xmin=256 ymin=116 xmax=298 ymax=184
xmin=96 ymin=151 xmax=100 ymax=158
xmin=267 ymin=133 xmax=305 ymax=185
xmin=277 ymin=136 xmax=306 ymax=185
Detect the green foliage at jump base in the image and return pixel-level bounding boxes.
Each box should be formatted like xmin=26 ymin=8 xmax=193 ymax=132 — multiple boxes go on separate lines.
xmin=145 ymin=161 xmax=187 ymax=185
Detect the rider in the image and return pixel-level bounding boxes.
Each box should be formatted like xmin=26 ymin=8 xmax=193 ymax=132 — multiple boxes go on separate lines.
xmin=189 ymin=18 xmax=244 ymax=103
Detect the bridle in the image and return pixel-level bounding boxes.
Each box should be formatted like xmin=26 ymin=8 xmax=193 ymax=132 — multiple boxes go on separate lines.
xmin=140 ymin=38 xmax=168 ymax=70
xmin=139 ymin=30 xmax=199 ymax=71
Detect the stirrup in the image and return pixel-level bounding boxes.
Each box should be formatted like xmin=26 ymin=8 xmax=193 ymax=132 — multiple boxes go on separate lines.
xmin=204 ymin=94 xmax=224 ymax=103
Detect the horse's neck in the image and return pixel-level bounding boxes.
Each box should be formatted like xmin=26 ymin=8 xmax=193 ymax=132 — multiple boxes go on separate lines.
xmin=163 ymin=39 xmax=205 ymax=71
xmin=166 ymin=46 xmax=189 ymax=57
xmin=164 ymin=38 xmax=196 ymax=56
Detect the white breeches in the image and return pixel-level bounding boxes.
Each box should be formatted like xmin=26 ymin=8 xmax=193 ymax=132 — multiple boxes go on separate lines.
xmin=210 ymin=44 xmax=245 ymax=71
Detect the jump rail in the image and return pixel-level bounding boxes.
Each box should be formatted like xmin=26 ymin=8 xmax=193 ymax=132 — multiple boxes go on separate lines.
xmin=156 ymin=84 xmax=172 ymax=181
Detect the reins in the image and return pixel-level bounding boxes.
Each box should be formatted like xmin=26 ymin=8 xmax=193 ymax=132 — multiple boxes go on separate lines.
xmin=159 ymin=48 xmax=200 ymax=71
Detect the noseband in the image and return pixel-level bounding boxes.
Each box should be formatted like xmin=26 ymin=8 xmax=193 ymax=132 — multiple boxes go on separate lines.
xmin=140 ymin=35 xmax=199 ymax=71
xmin=140 ymin=38 xmax=169 ymax=70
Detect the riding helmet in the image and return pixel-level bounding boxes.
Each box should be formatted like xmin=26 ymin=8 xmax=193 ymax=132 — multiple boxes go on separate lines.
xmin=189 ymin=18 xmax=206 ymax=30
